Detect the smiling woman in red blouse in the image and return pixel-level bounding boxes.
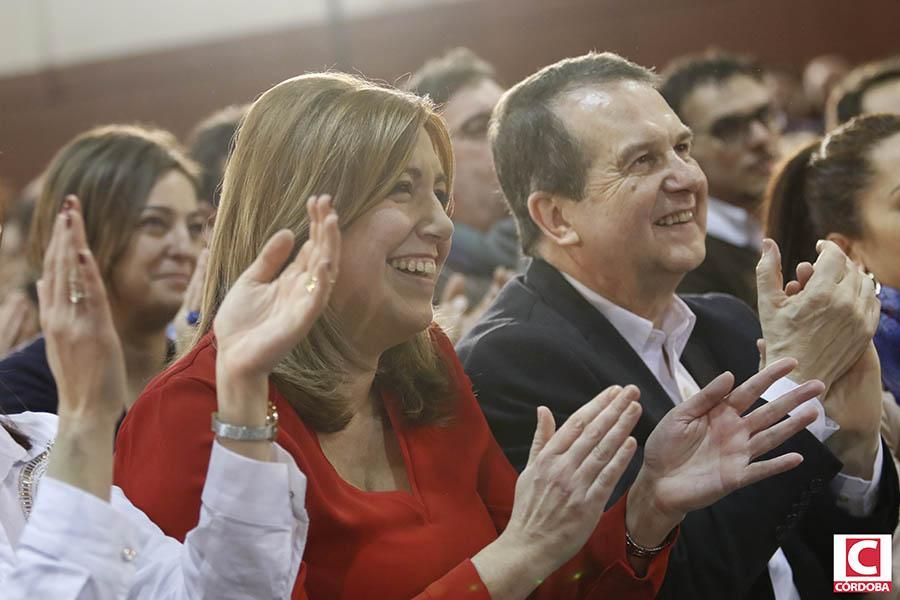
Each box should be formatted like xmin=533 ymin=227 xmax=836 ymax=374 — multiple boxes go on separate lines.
xmin=113 ymin=72 xmax=820 ymax=600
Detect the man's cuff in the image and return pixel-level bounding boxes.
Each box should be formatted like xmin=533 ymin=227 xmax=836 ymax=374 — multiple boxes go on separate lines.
xmin=201 ymin=441 xmax=307 ymax=527
xmin=762 ymin=377 xmax=839 ymax=442
xmin=830 ymin=441 xmax=884 ymax=517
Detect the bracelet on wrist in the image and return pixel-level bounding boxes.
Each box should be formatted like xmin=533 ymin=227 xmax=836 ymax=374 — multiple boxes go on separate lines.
xmin=211 ymin=400 xmax=278 ymax=441
xmin=625 ymin=527 xmax=677 ymax=559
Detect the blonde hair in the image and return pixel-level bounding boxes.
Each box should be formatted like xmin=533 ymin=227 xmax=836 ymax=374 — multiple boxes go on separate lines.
xmin=199 ymin=72 xmax=455 ymax=432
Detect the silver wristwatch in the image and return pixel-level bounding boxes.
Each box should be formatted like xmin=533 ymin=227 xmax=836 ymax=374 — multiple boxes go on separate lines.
xmin=211 ymin=403 xmax=279 ymax=441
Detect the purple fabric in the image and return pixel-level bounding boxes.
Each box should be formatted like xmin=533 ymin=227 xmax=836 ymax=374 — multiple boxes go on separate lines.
xmin=874 ymin=284 xmax=900 ymax=401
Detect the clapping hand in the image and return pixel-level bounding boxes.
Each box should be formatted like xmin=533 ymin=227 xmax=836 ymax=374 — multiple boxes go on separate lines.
xmin=627 ymin=358 xmax=822 ymax=545
xmin=38 ymin=196 xmax=127 ymax=426
xmin=214 ymin=195 xmax=340 ymax=382
xmin=474 ymin=386 xmax=641 ymax=595
xmin=38 ymin=196 xmax=127 ymax=500
xmin=759 ymin=239 xmax=883 ymax=477
xmin=757 ymin=239 xmax=879 ymax=397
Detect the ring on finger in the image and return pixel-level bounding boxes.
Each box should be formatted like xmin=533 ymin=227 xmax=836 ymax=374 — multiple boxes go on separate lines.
xmin=67 ymin=270 xmax=87 ymax=305
xmin=305 ymin=275 xmax=319 ymax=294
xmin=865 ymin=271 xmax=882 ymax=298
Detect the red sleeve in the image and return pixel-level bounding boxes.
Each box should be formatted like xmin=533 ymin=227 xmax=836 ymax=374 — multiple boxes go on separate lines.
xmin=434 ymin=326 xmax=674 ymax=599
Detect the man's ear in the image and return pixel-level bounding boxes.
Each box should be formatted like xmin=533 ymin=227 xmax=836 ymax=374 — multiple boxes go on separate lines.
xmin=527 ymin=191 xmax=581 ymax=247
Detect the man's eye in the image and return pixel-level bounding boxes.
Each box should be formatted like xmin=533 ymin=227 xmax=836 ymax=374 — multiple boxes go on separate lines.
xmin=675 ymin=142 xmax=691 ymax=154
xmin=634 ymin=154 xmax=655 ymax=168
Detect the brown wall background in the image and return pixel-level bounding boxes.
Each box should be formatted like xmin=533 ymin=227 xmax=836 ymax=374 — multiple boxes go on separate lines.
xmin=2 ymin=0 xmax=898 ymax=189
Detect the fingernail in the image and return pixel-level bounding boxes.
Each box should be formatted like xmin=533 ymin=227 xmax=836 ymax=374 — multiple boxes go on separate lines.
xmin=815 ymin=239 xmax=825 ymax=251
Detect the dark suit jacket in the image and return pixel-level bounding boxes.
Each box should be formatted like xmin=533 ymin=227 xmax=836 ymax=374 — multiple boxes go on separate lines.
xmin=0 ymin=336 xmax=56 ymax=414
xmin=678 ymin=234 xmax=760 ymax=311
xmin=457 ymin=258 xmax=899 ymax=599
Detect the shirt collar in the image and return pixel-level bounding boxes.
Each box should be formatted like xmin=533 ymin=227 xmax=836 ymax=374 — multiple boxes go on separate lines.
xmin=705 ymin=196 xmax=763 ymax=251
xmin=561 ymin=272 xmax=697 ymax=361
xmin=0 ymin=412 xmax=57 ymax=483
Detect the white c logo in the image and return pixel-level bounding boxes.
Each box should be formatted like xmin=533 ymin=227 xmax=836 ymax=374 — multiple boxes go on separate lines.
xmin=848 ymin=540 xmax=879 ymax=576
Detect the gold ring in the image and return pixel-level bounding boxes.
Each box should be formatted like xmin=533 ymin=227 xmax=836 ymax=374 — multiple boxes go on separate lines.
xmin=305 ymin=276 xmax=319 ymax=294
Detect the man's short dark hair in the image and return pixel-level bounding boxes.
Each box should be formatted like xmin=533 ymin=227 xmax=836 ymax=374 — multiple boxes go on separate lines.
xmin=491 ymin=52 xmax=656 ymax=256
xmin=405 ymin=48 xmax=496 ymax=106
xmin=187 ymin=104 xmax=248 ymax=207
xmin=659 ymin=50 xmax=763 ymax=120
xmin=826 ymin=55 xmax=900 ymax=129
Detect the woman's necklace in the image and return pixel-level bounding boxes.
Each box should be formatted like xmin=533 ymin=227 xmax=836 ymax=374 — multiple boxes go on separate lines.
xmin=18 ymin=443 xmax=52 ymax=520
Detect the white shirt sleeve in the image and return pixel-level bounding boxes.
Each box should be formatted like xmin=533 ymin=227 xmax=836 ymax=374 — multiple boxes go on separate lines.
xmin=4 ymin=477 xmax=138 ymax=600
xmin=762 ymin=377 xmax=883 ymax=517
xmin=3 ymin=441 xmax=308 ymax=600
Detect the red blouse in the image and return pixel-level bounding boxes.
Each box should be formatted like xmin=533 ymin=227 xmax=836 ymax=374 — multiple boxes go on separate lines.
xmin=113 ymin=328 xmax=672 ymax=599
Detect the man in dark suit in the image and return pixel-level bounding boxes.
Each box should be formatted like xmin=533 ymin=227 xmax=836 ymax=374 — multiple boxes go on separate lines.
xmin=457 ymin=52 xmax=897 ymax=599
xmin=660 ymin=52 xmax=782 ymax=310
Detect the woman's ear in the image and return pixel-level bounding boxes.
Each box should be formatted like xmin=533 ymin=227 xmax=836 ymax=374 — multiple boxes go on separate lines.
xmin=527 ymin=191 xmax=581 ymax=247
xmin=826 ymin=232 xmax=866 ymax=268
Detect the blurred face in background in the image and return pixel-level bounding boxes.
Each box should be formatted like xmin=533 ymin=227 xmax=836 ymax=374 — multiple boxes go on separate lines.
xmin=680 ymin=74 xmax=782 ymax=210
xmin=841 ymin=131 xmax=900 ymax=289
xmin=110 ymin=170 xmax=204 ymax=330
xmin=441 ymin=78 xmax=508 ymax=231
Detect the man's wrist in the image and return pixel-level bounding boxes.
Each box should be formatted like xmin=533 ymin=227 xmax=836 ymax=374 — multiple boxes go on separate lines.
xmin=627 ymin=472 xmax=684 ymax=547
xmin=826 ymin=430 xmax=881 ymax=480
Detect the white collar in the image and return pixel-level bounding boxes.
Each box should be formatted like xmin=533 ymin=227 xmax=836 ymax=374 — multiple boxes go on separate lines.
xmin=705 ymin=196 xmax=763 ymax=251
xmin=0 ymin=412 xmax=57 ymax=483
xmin=560 ymin=272 xmax=697 ymax=362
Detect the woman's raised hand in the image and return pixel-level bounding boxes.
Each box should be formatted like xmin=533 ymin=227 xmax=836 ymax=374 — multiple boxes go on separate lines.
xmin=472 ymin=386 xmax=641 ymax=597
xmin=214 ymin=194 xmax=340 ymax=382
xmin=37 ymin=196 xmax=127 ymax=426
xmin=38 ymin=196 xmax=128 ymax=500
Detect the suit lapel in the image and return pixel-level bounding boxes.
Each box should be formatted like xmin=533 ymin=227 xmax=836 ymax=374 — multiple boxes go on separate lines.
xmin=681 ymin=335 xmax=722 ymax=389
xmin=524 ymin=260 xmax=676 ymax=435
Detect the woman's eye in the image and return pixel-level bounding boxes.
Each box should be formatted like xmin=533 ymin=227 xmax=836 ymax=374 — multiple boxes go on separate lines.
xmin=675 ymin=142 xmax=691 ymax=154
xmin=434 ymin=189 xmax=450 ymax=207
xmin=390 ymin=181 xmax=413 ymax=196
xmin=140 ymin=217 xmax=168 ymax=232
xmin=188 ymin=222 xmax=205 ymax=238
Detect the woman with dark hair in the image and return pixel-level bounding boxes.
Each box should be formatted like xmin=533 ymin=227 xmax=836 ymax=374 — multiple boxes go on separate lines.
xmin=0 ymin=193 xmax=343 ymax=597
xmin=766 ymin=113 xmax=900 ymax=405
xmin=0 ymin=125 xmax=206 ymax=414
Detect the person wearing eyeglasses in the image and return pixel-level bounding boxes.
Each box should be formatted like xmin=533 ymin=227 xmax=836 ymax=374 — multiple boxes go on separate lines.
xmin=660 ymin=51 xmax=785 ymax=311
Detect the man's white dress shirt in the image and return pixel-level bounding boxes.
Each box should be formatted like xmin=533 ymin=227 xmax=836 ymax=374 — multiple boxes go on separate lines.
xmin=562 ymin=273 xmax=883 ymax=600
xmin=706 ymin=196 xmax=764 ymax=251
xmin=1 ymin=411 xmax=308 ymax=599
